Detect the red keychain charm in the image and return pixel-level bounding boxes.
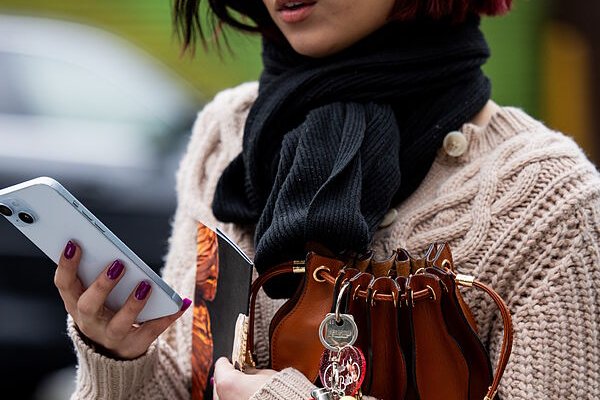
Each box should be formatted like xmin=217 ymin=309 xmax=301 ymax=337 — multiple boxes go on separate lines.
xmin=319 ymin=345 xmax=366 ymax=397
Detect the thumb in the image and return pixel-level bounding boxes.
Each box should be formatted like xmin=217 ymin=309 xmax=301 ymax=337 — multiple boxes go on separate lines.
xmin=214 ymin=356 xmax=236 ymax=379
xmin=136 ymin=297 xmax=192 ymax=342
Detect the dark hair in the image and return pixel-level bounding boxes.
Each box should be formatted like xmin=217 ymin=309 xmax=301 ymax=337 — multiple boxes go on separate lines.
xmin=391 ymin=0 xmax=512 ymax=22
xmin=173 ymin=0 xmax=512 ymax=51
xmin=173 ymin=0 xmax=275 ymax=51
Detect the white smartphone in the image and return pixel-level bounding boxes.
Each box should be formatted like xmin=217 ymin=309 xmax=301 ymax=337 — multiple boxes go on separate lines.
xmin=0 ymin=177 xmax=183 ymax=322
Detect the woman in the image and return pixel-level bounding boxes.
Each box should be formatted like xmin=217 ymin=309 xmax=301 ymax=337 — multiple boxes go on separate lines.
xmin=54 ymin=1 xmax=600 ymax=399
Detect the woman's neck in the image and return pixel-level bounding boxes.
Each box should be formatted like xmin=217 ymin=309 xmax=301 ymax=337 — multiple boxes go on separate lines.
xmin=470 ymin=100 xmax=501 ymax=128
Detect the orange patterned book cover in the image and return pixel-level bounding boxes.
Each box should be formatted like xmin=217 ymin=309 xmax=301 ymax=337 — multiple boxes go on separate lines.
xmin=191 ymin=222 xmax=253 ymax=400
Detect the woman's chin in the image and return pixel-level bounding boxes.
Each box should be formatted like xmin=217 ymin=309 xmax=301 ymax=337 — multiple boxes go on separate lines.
xmin=282 ymin=25 xmax=384 ymax=58
xmin=287 ymin=37 xmax=347 ymax=58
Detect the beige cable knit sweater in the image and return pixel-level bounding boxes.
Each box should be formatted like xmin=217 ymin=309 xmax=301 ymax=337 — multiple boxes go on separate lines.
xmin=68 ymin=82 xmax=600 ymax=399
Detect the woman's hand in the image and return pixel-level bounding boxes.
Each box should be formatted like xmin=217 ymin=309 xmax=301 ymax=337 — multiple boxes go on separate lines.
xmin=213 ymin=357 xmax=276 ymax=400
xmin=54 ymin=240 xmax=192 ymax=360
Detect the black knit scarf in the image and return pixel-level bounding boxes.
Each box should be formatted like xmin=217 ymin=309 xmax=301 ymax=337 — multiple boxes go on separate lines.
xmin=212 ymin=17 xmax=491 ymax=298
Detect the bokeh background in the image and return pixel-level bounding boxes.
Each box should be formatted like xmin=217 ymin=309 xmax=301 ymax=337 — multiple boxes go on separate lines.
xmin=0 ymin=1 xmax=597 ymax=399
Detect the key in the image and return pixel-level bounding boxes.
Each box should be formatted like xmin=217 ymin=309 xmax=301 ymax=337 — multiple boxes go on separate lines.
xmin=311 ymin=387 xmax=333 ymax=400
xmin=316 ymin=285 xmax=365 ymax=399
xmin=318 ymin=313 xmax=359 ymax=351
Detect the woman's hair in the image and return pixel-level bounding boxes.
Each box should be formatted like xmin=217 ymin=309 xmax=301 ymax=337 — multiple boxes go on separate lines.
xmin=173 ymin=0 xmax=273 ymax=50
xmin=173 ymin=0 xmax=512 ymax=50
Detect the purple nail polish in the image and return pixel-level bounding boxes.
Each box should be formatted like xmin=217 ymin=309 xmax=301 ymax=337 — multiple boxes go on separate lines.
xmin=135 ymin=281 xmax=151 ymax=300
xmin=181 ymin=298 xmax=192 ymax=311
xmin=107 ymin=260 xmax=124 ymax=280
xmin=64 ymin=241 xmax=76 ymax=259
xmin=210 ymin=376 xmax=215 ymax=386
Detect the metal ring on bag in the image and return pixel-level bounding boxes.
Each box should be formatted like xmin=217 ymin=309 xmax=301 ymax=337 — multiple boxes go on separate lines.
xmin=370 ymin=289 xmax=378 ymax=308
xmin=407 ymin=288 xmax=415 ymax=308
xmin=441 ymin=259 xmax=451 ymax=270
xmin=426 ymin=284 xmax=437 ymax=301
xmin=313 ymin=266 xmax=330 ymax=283
xmin=335 ymin=281 xmax=352 ymax=323
xmin=352 ymin=284 xmax=362 ymax=301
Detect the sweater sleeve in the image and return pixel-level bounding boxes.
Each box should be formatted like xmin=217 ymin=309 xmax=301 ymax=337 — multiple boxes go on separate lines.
xmin=248 ymin=368 xmax=380 ymax=400
xmin=68 ymin=82 xmax=260 ymax=400
xmin=249 ymin=368 xmax=317 ymax=400
xmin=68 ymin=315 xmax=189 ymax=400
xmin=487 ymin=188 xmax=600 ymax=400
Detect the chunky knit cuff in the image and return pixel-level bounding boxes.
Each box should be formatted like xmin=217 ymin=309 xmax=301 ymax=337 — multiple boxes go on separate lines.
xmin=249 ymin=368 xmax=316 ymax=400
xmin=67 ymin=316 xmax=158 ymax=400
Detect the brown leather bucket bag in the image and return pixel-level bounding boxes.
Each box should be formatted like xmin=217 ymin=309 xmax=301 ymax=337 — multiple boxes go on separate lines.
xmin=246 ymin=243 xmax=513 ymax=400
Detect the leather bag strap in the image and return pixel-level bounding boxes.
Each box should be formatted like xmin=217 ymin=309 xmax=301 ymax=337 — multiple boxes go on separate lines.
xmin=247 ymin=262 xmax=301 ymax=360
xmin=470 ymin=279 xmax=514 ymax=400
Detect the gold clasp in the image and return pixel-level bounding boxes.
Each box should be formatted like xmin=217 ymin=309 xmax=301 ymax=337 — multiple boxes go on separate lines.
xmin=455 ymin=273 xmax=475 ymax=287
xmin=292 ymin=260 xmax=306 ymax=274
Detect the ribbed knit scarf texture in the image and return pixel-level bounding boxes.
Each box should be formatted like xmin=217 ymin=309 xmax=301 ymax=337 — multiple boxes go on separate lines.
xmin=212 ymin=17 xmax=491 ymax=298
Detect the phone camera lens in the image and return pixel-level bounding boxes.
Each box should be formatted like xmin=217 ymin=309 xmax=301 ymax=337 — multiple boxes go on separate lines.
xmin=18 ymin=212 xmax=34 ymax=224
xmin=0 ymin=204 xmax=13 ymax=217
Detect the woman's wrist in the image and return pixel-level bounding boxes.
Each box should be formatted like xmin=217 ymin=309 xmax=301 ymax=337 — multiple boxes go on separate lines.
xmin=73 ymin=320 xmax=146 ymax=361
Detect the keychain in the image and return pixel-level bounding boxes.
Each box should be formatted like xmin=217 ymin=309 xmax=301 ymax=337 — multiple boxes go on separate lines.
xmin=312 ymin=282 xmax=366 ymax=400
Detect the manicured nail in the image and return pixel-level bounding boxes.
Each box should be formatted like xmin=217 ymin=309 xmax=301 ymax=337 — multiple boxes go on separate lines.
xmin=135 ymin=281 xmax=151 ymax=300
xmin=107 ymin=260 xmax=124 ymax=280
xmin=64 ymin=241 xmax=76 ymax=259
xmin=181 ymin=298 xmax=192 ymax=311
xmin=210 ymin=376 xmax=215 ymax=386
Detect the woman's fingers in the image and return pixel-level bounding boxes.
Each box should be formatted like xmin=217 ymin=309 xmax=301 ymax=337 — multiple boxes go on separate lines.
xmin=53 ymin=240 xmax=193 ymax=360
xmin=214 ymin=357 xmax=240 ymax=397
xmin=54 ymin=240 xmax=85 ymax=314
xmin=214 ymin=357 xmax=275 ymax=399
xmin=105 ymin=280 xmax=153 ymax=340
xmin=102 ymin=295 xmax=191 ymax=359
xmin=54 ymin=240 xmax=193 ymax=359
xmin=76 ymin=259 xmax=125 ymax=319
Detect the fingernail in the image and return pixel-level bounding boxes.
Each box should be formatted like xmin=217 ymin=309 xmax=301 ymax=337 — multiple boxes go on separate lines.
xmin=64 ymin=241 xmax=76 ymax=259
xmin=210 ymin=376 xmax=215 ymax=386
xmin=135 ymin=281 xmax=151 ymax=300
xmin=181 ymin=298 xmax=192 ymax=311
xmin=107 ymin=260 xmax=124 ymax=280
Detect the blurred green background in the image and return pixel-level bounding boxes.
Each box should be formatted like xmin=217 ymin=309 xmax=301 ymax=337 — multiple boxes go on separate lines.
xmin=3 ymin=1 xmax=596 ymax=161
xmin=0 ymin=0 xmax=544 ymax=106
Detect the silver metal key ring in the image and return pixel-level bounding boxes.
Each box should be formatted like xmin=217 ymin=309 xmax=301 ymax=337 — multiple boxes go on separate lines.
xmin=335 ymin=281 xmax=352 ymax=323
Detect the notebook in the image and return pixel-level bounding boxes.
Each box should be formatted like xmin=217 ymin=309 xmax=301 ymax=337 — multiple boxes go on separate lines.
xmin=191 ymin=222 xmax=254 ymax=400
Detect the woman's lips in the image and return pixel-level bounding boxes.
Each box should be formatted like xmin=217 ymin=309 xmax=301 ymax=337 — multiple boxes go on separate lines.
xmin=276 ymin=1 xmax=317 ymax=23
